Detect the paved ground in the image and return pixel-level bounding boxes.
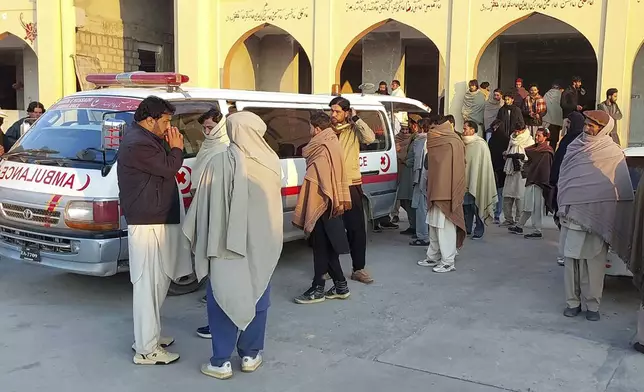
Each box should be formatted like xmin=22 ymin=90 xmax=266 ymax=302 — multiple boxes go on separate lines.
xmin=1 ymin=216 xmax=643 ymax=392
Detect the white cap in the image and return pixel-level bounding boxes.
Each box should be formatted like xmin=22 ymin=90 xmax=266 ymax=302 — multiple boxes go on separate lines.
xmin=0 ymin=110 xmax=7 ymax=118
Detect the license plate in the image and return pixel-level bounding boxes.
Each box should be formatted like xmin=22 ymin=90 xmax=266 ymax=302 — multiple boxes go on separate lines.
xmin=20 ymin=245 xmax=41 ymax=262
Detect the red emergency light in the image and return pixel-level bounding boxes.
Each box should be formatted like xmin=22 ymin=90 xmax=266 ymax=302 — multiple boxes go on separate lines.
xmin=86 ymin=72 xmax=189 ymax=88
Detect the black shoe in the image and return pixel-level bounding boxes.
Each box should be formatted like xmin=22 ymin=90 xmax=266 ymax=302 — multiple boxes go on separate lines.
xmin=471 ymin=233 xmax=483 ymax=240
xmin=391 ymin=216 xmax=400 ymax=224
xmin=586 ymin=311 xmax=600 ymax=321
xmin=524 ymin=232 xmax=543 ymax=239
xmin=372 ymin=224 xmax=383 ymax=233
xmin=294 ymin=285 xmax=325 ymax=304
xmin=196 ymin=325 xmax=212 ymax=339
xmin=400 ymin=228 xmax=415 ymax=235
xmin=380 ymin=221 xmax=399 ymax=230
xmin=325 ymin=280 xmax=350 ymax=300
xmin=563 ymin=306 xmax=582 ymax=317
xmin=508 ymin=226 xmax=523 ymax=235
xmin=634 ymin=342 xmax=644 ymax=354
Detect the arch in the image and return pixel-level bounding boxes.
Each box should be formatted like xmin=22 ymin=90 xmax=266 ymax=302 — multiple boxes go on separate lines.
xmin=473 ymin=12 xmax=598 ymax=76
xmin=222 ymin=23 xmax=312 ymax=93
xmin=0 ymin=32 xmax=39 ymax=110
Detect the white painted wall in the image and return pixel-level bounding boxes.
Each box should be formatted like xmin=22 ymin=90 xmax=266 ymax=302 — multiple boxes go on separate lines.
xmin=629 ymin=48 xmax=644 ymax=146
xmin=477 ymin=38 xmax=499 ymax=91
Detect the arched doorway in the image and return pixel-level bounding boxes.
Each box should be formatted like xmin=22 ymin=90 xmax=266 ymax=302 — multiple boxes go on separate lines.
xmin=223 ymin=24 xmax=312 ymax=94
xmin=336 ymin=20 xmax=445 ymax=112
xmin=0 ymin=32 xmax=38 ymax=111
xmin=630 ymin=43 xmax=644 ymax=146
xmin=476 ymin=13 xmax=598 ymax=109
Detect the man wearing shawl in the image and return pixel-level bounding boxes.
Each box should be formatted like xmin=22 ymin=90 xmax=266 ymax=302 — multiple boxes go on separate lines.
xmin=542 ymin=82 xmax=564 ymax=150
xmin=628 ymin=176 xmax=644 ymax=354
xmin=488 ymin=119 xmax=509 ymax=224
xmin=329 ymin=97 xmax=376 ymax=284
xmin=416 ymin=118 xmax=466 ymax=273
xmin=183 ymin=111 xmax=283 ymax=379
xmin=597 ymin=88 xmax=623 ymax=145
xmin=293 ymin=111 xmax=352 ymax=304
xmin=118 ymin=97 xmax=193 ymax=365
xmin=462 ymin=120 xmax=498 ymax=239
xmin=558 ymin=110 xmax=633 ymax=322
xmin=511 ymin=78 xmax=529 ymax=108
xmin=484 ymin=88 xmax=504 ymax=137
xmin=461 ymin=79 xmax=486 ymax=136
xmin=522 ymin=84 xmax=547 ymax=137
xmin=496 ymin=94 xmax=525 ymax=138
xmin=480 ymin=82 xmax=491 ymax=100
xmin=508 ymin=128 xmax=553 ymax=239
xmin=399 ymin=116 xmax=422 ymax=237
xmin=409 ymin=117 xmax=430 ymax=246
xmin=501 ymin=124 xmax=535 ymax=226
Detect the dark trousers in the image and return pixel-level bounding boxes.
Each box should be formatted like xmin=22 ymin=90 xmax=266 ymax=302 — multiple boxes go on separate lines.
xmin=548 ymin=124 xmax=562 ymax=150
xmin=312 ymin=218 xmax=346 ymax=287
xmin=342 ymin=185 xmax=367 ymax=271
xmin=400 ymin=199 xmax=416 ymax=230
xmin=207 ymin=280 xmax=269 ymax=367
xmin=463 ymin=203 xmax=484 ymax=237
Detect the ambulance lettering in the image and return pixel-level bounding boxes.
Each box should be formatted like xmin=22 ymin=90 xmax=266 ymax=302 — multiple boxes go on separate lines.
xmin=0 ymin=165 xmax=91 ymax=191
xmin=359 ymin=156 xmax=368 ymax=167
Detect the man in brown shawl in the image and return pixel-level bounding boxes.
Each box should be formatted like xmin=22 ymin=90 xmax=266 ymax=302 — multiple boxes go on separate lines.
xmin=293 ymin=111 xmax=352 ymax=304
xmin=558 ymin=110 xmax=633 ymax=322
xmin=416 ymin=117 xmax=467 ymax=273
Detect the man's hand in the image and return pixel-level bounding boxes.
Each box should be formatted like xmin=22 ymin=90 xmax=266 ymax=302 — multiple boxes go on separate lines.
xmin=351 ymin=108 xmax=357 ymax=118
xmin=166 ymin=127 xmax=184 ymax=151
xmin=576 ymin=105 xmax=583 ymax=111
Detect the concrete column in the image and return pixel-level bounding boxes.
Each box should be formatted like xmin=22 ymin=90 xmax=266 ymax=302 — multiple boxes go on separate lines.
xmin=313 ymin=0 xmax=333 ymax=94
xmin=36 ymin=0 xmax=63 ymax=107
xmin=445 ymin=0 xmax=472 ymax=129
xmin=362 ymin=32 xmax=402 ymax=92
xmin=174 ymin=0 xmax=217 ymax=87
xmin=257 ymin=35 xmax=298 ymax=93
xmin=598 ymin=0 xmax=631 ymax=146
xmin=60 ymin=0 xmax=76 ymax=97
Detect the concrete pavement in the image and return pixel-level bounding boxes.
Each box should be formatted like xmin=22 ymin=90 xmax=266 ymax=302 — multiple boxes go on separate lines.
xmin=1 ymin=217 xmax=643 ymax=392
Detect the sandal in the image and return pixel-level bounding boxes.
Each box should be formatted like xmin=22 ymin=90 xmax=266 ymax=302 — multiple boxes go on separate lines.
xmin=409 ymin=239 xmax=430 ymax=246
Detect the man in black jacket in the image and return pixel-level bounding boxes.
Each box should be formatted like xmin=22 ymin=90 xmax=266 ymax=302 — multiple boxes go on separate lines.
xmin=560 ymin=76 xmax=584 ymax=119
xmin=3 ymin=101 xmax=45 ymax=151
xmin=496 ymin=94 xmax=525 ymax=137
xmin=118 ymin=96 xmax=193 ymax=365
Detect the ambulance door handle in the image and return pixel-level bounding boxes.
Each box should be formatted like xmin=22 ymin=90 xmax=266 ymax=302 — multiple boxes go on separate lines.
xmin=363 ymin=171 xmax=379 ymax=176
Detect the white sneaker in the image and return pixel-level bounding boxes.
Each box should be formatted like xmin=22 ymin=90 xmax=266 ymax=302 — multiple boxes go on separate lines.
xmin=241 ymin=353 xmax=263 ymax=373
xmin=201 ymin=361 xmax=233 ymax=380
xmin=557 ymin=257 xmax=565 ymax=266
xmin=417 ymin=259 xmax=440 ymax=268
xmin=131 ymin=336 xmax=174 ymax=351
xmin=133 ymin=346 xmax=180 ymax=365
xmin=433 ymin=263 xmax=456 ymax=273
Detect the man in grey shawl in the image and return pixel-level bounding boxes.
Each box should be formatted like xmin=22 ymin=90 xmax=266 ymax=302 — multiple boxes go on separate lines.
xmin=462 ymin=79 xmax=486 ymax=136
xmin=484 ymin=88 xmax=504 ymax=139
xmin=183 ymin=111 xmax=283 ymax=379
xmin=558 ymin=110 xmax=633 ymax=322
xmin=542 ymin=82 xmax=564 ymax=150
xmin=409 ymin=117 xmax=430 ymax=246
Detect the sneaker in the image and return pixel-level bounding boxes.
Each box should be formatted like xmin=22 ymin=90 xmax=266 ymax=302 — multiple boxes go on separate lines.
xmin=586 ymin=311 xmax=601 ymax=321
xmin=563 ymin=306 xmax=582 ymax=317
xmin=380 ymin=221 xmax=399 ymax=230
xmin=417 ymin=259 xmax=440 ymax=268
xmin=133 ymin=346 xmax=180 ymax=365
xmin=200 ymin=295 xmax=207 ymax=304
xmin=294 ymin=285 xmax=325 ymax=304
xmin=634 ymin=342 xmax=644 ymax=354
xmin=325 ymin=280 xmax=350 ymax=300
xmin=508 ymin=226 xmax=523 ymax=235
xmin=493 ymin=218 xmax=500 ymax=225
xmin=524 ymin=232 xmax=543 ymax=239
xmin=241 ymin=354 xmax=263 ymax=373
xmin=557 ymin=257 xmax=565 ymax=266
xmin=433 ymin=263 xmax=455 ymax=273
xmin=196 ymin=325 xmax=212 ymax=339
xmin=409 ymin=239 xmax=430 ymax=247
xmin=372 ymin=224 xmax=383 ymax=233
xmin=400 ymin=228 xmax=415 ymax=235
xmin=201 ymin=361 xmax=233 ymax=380
xmin=132 ymin=336 xmax=175 ymax=351
xmin=391 ymin=216 xmax=400 ymax=224
xmin=471 ymin=234 xmax=483 ymax=240
xmin=351 ymin=269 xmax=374 ymax=284
xmin=500 ymin=220 xmax=514 ymax=227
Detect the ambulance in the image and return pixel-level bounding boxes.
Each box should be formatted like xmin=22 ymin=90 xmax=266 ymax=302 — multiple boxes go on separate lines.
xmin=0 ymin=72 xmax=428 ymax=295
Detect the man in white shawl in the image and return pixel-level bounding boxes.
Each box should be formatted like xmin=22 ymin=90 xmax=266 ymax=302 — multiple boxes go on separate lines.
xmin=462 ymin=79 xmax=486 ymax=136
xmin=501 ymin=123 xmax=535 ymax=226
xmin=183 ymin=111 xmax=283 ymax=379
xmin=462 ymin=120 xmax=498 ymax=239
xmin=484 ymin=88 xmax=505 ymax=140
xmin=558 ymin=110 xmax=633 ymax=322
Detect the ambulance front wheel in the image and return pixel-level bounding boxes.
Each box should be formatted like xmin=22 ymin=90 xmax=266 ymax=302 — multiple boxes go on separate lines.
xmin=168 ymin=273 xmax=206 ymax=296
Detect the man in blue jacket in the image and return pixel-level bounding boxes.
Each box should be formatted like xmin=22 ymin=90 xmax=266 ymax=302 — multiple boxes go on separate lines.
xmin=3 ymin=101 xmax=45 ymax=151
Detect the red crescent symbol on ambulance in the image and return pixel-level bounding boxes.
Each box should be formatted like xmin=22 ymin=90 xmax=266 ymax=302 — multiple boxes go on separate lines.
xmin=380 ymin=153 xmax=391 ymax=173
xmin=76 ymin=174 xmax=91 ymax=191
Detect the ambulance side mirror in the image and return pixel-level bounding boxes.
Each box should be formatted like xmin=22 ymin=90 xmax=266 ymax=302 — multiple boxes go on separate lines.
xmin=101 ymin=119 xmax=126 ymax=150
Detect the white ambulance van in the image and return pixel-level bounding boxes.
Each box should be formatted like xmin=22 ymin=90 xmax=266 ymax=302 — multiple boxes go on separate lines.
xmin=0 ymin=72 xmax=403 ymax=294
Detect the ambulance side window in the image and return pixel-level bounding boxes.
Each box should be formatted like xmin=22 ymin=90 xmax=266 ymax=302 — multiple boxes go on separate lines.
xmin=244 ymin=107 xmax=313 ymax=158
xmin=357 ymin=110 xmax=390 ymax=152
xmin=170 ymin=101 xmax=221 ymax=158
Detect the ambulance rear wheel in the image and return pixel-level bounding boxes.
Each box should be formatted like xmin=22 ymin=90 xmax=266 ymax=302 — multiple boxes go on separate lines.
xmin=168 ymin=273 xmax=206 ymax=296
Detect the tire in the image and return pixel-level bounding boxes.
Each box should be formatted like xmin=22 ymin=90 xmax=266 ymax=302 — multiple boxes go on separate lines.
xmin=168 ymin=273 xmax=206 ymax=296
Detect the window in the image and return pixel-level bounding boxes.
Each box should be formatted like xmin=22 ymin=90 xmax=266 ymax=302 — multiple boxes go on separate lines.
xmin=245 ymin=107 xmax=314 ymax=158
xmin=170 ymin=101 xmax=220 ymax=158
xmin=138 ymin=50 xmax=157 ymax=72
xmin=357 ymin=110 xmax=390 ymax=152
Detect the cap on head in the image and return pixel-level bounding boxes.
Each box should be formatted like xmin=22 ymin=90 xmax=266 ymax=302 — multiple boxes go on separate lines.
xmin=583 ymin=110 xmax=610 ymax=127
xmin=516 ymin=78 xmax=523 ymax=83
xmin=408 ymin=114 xmax=422 ymax=124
